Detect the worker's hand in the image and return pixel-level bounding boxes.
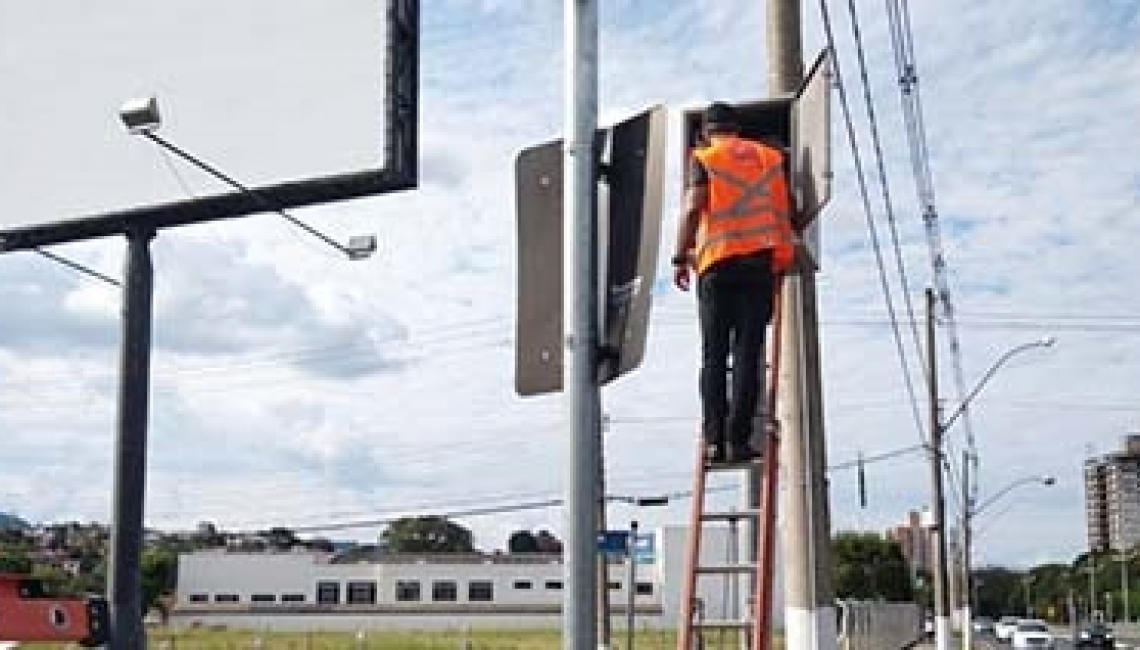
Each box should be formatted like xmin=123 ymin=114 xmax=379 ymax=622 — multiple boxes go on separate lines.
xmin=673 ymin=263 xmax=691 ymax=291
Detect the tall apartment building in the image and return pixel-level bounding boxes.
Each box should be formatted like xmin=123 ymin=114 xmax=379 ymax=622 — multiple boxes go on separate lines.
xmin=1084 ymin=435 xmax=1140 ymax=552
xmin=887 ymin=510 xmax=933 ymax=575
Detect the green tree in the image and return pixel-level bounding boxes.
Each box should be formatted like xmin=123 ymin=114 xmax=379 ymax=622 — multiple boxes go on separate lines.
xmin=141 ymin=548 xmax=178 ymax=619
xmin=508 ymin=530 xmax=540 ymax=553
xmin=831 ymin=531 xmax=914 ymax=601
xmin=973 ymin=566 xmax=1023 ymax=617
xmin=382 ymin=516 xmax=474 ymax=553
xmin=0 ymin=548 xmax=32 ymax=574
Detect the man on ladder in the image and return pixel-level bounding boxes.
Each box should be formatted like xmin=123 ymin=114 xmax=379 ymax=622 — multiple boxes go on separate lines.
xmin=670 ymin=101 xmax=796 ymax=465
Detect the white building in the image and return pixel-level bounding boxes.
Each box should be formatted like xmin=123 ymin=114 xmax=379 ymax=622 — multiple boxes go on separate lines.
xmin=171 ymin=525 xmax=784 ymax=632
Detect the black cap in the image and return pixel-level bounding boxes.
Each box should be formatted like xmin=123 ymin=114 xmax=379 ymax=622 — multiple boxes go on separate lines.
xmin=704 ymin=101 xmax=738 ymax=132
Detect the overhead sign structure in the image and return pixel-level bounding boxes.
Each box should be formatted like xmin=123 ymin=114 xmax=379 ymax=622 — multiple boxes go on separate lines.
xmin=514 ymin=106 xmax=667 ymax=397
xmin=0 ymin=4 xmax=420 ymax=648
xmin=681 ymin=49 xmax=833 ymax=268
xmin=0 ymin=0 xmax=418 ymax=252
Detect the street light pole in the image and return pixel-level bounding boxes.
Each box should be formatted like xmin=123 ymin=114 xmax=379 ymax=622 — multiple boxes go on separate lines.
xmin=948 ymin=333 xmax=1055 ymax=650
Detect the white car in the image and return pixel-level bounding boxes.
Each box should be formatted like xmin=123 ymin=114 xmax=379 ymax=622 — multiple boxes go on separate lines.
xmin=1011 ymin=619 xmax=1054 ymax=648
xmin=995 ymin=616 xmax=1021 ymax=643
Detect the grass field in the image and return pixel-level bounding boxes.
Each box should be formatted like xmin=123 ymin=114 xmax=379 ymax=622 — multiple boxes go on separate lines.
xmin=20 ymin=626 xmax=782 ymax=649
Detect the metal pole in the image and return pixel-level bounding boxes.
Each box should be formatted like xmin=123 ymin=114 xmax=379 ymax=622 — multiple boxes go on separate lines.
xmin=626 ymin=520 xmax=638 ymax=650
xmin=108 ymin=228 xmax=155 ymax=650
xmin=962 ymin=451 xmax=973 ymax=650
xmin=927 ymin=288 xmax=951 ymax=650
xmin=563 ymin=1 xmax=600 ymax=648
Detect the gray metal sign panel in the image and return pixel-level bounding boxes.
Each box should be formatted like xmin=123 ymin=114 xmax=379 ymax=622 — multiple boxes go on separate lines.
xmin=0 ymin=0 xmax=418 ymax=252
xmin=515 ymin=140 xmax=565 ymax=396
xmin=793 ymin=49 xmax=834 ymax=266
xmin=514 ymin=106 xmax=667 ymax=396
xmin=793 ymin=49 xmax=834 ymax=227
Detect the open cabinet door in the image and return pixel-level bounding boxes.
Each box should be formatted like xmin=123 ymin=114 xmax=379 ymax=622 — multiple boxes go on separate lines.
xmin=792 ymin=48 xmax=834 ymax=268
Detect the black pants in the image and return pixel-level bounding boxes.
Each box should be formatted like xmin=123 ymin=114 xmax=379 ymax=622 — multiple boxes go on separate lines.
xmin=697 ymin=251 xmax=776 ymax=447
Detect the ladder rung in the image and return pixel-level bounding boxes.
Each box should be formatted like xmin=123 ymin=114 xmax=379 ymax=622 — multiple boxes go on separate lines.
xmin=694 ymin=619 xmax=752 ymax=630
xmin=701 ymin=508 xmax=762 ymax=521
xmin=695 ymin=563 xmax=757 ymax=575
xmin=704 ymin=457 xmax=764 ymax=471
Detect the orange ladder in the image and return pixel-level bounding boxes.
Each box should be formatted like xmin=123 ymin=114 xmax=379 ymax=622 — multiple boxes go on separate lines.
xmin=677 ymin=277 xmax=785 ymax=650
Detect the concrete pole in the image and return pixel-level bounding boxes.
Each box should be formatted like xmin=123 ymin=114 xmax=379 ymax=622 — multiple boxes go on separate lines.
xmin=927 ymin=288 xmax=951 ymax=650
xmin=768 ymin=0 xmax=836 ymax=647
xmin=563 ymin=1 xmax=601 ymax=648
xmin=108 ymin=228 xmax=155 ymax=650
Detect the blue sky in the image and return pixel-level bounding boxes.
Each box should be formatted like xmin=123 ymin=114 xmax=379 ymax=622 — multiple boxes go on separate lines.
xmin=1 ymin=0 xmax=1139 ymax=571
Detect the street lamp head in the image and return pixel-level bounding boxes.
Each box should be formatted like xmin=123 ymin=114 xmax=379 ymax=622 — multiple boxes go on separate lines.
xmin=1041 ymin=476 xmax=1056 ymax=486
xmin=1037 ymin=336 xmax=1057 ymax=348
xmin=119 ymin=96 xmax=162 ymax=134
xmin=345 ymin=234 xmax=378 ymax=261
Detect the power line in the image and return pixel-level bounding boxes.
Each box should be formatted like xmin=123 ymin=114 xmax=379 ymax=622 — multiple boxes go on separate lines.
xmin=884 ymin=0 xmax=978 ymax=464
xmin=828 ymin=443 xmax=926 ymax=471
xmin=816 ymin=0 xmax=928 ymax=445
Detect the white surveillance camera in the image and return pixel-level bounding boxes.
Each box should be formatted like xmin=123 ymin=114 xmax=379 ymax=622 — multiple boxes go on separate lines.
xmin=119 ymin=96 xmax=161 ymax=134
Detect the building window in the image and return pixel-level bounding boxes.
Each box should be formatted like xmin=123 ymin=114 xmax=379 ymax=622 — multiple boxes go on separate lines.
xmin=635 ymin=582 xmax=654 ymax=596
xmin=281 ymin=594 xmax=306 ymax=603
xmin=513 ymin=580 xmax=533 ymax=590
xmin=347 ymin=581 xmax=377 ymax=605
xmin=396 ymin=580 xmax=421 ymax=602
xmin=188 ymin=594 xmax=208 ymax=603
xmin=468 ymin=581 xmax=494 ymax=602
xmin=250 ymin=594 xmax=276 ymax=604
xmin=214 ymin=594 xmax=239 ymax=603
xmin=432 ymin=580 xmax=458 ymax=602
xmin=316 ymin=581 xmax=340 ymax=605
xmin=608 ymin=581 xmax=621 ymax=590
xmin=545 ymin=580 xmax=563 ymax=590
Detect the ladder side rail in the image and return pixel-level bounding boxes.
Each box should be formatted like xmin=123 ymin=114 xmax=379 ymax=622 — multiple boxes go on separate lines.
xmin=752 ymin=274 xmax=787 ymax=650
xmin=677 ymin=437 xmax=711 ymax=650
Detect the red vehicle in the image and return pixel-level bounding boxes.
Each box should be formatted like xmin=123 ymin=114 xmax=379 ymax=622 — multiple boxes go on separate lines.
xmin=0 ymin=574 xmax=108 ymax=646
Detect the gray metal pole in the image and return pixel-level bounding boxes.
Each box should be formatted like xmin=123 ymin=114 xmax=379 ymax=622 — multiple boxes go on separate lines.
xmin=626 ymin=520 xmax=638 ymax=650
xmin=927 ymin=288 xmax=951 ymax=650
xmin=563 ymin=1 xmax=600 ymax=648
xmin=962 ymin=451 xmax=973 ymax=650
xmin=108 ymin=227 xmax=155 ymax=650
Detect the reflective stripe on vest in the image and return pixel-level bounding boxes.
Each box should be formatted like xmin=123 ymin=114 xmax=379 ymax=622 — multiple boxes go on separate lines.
xmin=694 ymin=137 xmax=794 ymax=274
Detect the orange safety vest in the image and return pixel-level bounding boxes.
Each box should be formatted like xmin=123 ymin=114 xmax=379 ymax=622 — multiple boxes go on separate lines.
xmin=693 ymin=135 xmax=795 ymax=275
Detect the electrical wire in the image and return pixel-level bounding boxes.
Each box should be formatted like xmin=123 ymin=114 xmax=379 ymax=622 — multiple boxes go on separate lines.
xmin=884 ymin=0 xmax=979 ymax=469
xmin=816 ymin=0 xmax=928 ymax=445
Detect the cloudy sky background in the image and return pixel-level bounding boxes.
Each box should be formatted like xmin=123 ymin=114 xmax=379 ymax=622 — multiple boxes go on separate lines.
xmin=1 ymin=0 xmax=1138 ymax=570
